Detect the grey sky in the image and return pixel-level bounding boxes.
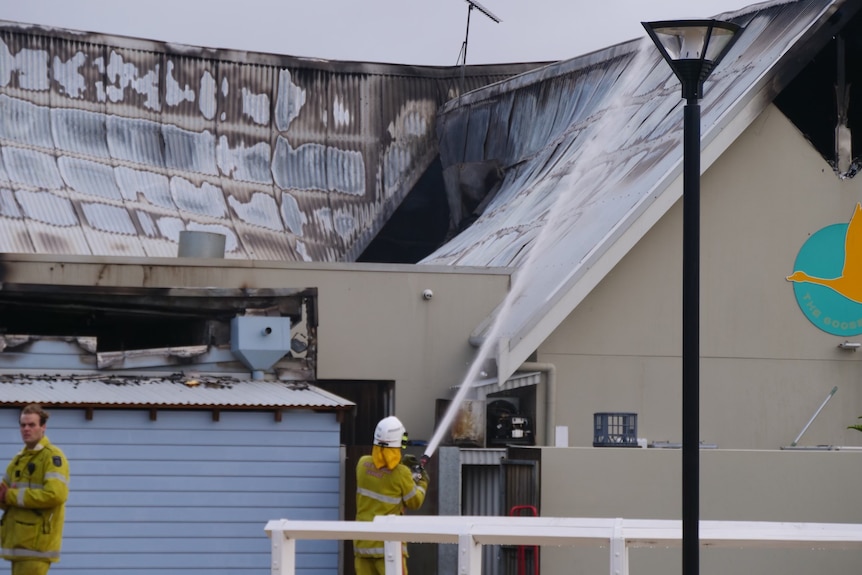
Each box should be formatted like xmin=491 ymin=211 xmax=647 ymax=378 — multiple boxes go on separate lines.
xmin=0 ymin=0 xmax=750 ymax=65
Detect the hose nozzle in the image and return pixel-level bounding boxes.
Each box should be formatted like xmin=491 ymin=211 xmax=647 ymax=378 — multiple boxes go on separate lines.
xmin=411 ymin=454 xmax=431 ymax=483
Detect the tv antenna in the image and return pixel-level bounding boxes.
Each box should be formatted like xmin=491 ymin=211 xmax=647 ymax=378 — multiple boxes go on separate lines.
xmin=457 ymin=0 xmax=502 ymax=96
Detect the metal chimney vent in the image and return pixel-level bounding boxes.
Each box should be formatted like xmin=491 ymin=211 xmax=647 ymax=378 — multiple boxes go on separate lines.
xmin=178 ymin=231 xmax=226 ymax=258
xmin=230 ymin=316 xmax=292 ymax=378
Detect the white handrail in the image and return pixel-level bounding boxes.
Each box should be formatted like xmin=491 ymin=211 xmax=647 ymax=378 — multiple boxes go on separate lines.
xmin=265 ymin=516 xmax=862 ymax=575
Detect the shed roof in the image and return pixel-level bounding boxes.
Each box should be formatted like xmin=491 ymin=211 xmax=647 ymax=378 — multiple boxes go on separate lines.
xmin=422 ymin=0 xmax=860 ymax=380
xmin=0 ymin=373 xmax=353 ymax=411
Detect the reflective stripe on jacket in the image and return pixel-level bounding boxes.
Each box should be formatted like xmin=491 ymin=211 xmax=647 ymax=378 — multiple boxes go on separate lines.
xmin=1 ymin=437 xmax=70 ymax=563
xmin=354 ymin=454 xmax=427 ymax=557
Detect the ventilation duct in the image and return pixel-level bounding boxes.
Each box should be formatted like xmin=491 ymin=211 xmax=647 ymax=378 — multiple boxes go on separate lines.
xmin=230 ymin=316 xmax=292 ymax=379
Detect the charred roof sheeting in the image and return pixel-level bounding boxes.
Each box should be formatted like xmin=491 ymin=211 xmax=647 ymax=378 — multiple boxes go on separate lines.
xmin=427 ymin=1 xmax=844 ymax=268
xmin=0 ymin=22 xmax=542 ymax=262
xmin=0 ymin=374 xmax=353 ymax=409
xmin=422 ymin=0 xmax=854 ymax=377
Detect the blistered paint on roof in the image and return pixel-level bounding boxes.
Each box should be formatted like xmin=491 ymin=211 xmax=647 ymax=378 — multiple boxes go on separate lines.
xmin=422 ymin=0 xmax=856 ymax=380
xmin=0 ymin=22 xmax=541 ymax=261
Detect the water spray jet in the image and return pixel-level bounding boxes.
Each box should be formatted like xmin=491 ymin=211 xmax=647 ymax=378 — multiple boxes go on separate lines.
xmin=423 ymin=35 xmax=665 ymax=463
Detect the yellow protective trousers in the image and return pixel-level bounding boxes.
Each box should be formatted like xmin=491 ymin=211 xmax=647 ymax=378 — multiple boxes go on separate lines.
xmin=11 ymin=560 xmax=50 ymax=575
xmin=354 ymin=554 xmax=408 ymax=575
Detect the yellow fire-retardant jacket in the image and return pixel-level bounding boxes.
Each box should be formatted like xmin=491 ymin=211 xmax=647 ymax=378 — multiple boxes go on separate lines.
xmin=0 ymin=436 xmax=70 ymax=563
xmin=354 ymin=454 xmax=427 ymax=557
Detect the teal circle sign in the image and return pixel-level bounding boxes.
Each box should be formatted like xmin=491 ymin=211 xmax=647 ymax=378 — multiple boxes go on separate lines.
xmin=790 ymin=222 xmax=862 ymax=336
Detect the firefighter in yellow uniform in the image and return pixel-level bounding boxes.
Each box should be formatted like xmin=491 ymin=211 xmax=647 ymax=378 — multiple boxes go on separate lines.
xmin=354 ymin=416 xmax=429 ymax=575
xmin=0 ymin=405 xmax=70 ymax=575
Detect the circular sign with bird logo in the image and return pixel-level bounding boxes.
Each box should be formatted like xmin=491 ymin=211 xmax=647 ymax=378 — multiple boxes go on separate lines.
xmin=787 ymin=203 xmax=862 ymax=335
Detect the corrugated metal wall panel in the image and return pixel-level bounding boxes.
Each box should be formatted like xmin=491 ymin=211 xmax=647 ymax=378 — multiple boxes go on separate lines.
xmin=462 ymin=464 xmax=503 ymax=575
xmin=163 ymin=53 xmax=218 ymax=131
xmin=102 ymin=45 xmax=163 ymax=116
xmin=462 ymin=464 xmax=502 ymax=516
xmin=0 ymin=31 xmax=52 ymax=106
xmin=290 ymin=190 xmax=341 ymax=261
xmin=0 ymin=203 xmax=32 ymax=253
xmin=212 ymin=60 xmax=287 ymax=259
xmin=107 ymin=115 xmax=166 ymax=167
xmin=273 ymin=65 xmax=341 ymax=261
xmin=501 ymin=458 xmax=540 ymax=575
xmin=458 ymin=447 xmax=506 ymax=466
xmin=381 ymin=74 xmax=439 ymax=199
xmin=0 ymin=408 xmax=342 ymax=575
xmin=0 ymin=22 xmax=542 ymax=261
xmin=159 ymin=52 xmax=220 ymax=257
xmin=17 ymin=190 xmax=92 ymax=254
xmin=2 ymin=93 xmax=53 ymax=148
xmin=321 ymin=71 xmax=369 ymax=260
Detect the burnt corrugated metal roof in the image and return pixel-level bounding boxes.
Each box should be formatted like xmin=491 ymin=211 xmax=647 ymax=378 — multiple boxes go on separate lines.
xmin=422 ymin=0 xmax=859 ymax=380
xmin=0 ymin=21 xmax=541 ymax=262
xmin=0 ymin=373 xmax=353 ymax=410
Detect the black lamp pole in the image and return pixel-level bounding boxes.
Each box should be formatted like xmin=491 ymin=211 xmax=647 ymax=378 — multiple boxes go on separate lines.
xmin=681 ymin=85 xmax=702 ymax=575
xmin=642 ymin=19 xmax=740 ymax=575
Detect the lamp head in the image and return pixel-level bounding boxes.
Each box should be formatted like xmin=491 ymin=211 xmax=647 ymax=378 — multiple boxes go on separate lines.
xmin=642 ymin=19 xmax=741 ymax=100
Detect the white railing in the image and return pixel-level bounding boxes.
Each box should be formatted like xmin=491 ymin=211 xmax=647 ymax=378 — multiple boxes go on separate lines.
xmin=264 ymin=515 xmax=862 ymax=575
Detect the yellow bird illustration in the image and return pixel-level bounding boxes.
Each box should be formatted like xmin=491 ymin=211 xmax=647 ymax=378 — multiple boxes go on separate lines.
xmin=787 ymin=203 xmax=862 ymax=303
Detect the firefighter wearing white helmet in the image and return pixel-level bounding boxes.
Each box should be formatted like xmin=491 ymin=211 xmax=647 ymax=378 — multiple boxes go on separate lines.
xmin=373 ymin=416 xmax=405 ymax=447
xmin=354 ymin=416 xmax=428 ymax=575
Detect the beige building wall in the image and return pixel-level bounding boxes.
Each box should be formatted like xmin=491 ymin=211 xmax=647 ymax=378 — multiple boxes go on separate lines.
xmin=0 ymin=257 xmax=510 ymax=441
xmin=538 ymin=447 xmax=862 ymax=575
xmin=540 ymin=104 xmax=862 ymax=450
xmin=5 ymin=103 xmax=862 ymax=457
xmin=5 ymin=104 xmax=862 ymax=450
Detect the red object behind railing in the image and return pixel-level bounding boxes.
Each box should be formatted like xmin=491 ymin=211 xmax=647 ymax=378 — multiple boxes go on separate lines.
xmin=509 ymin=505 xmax=539 ymax=575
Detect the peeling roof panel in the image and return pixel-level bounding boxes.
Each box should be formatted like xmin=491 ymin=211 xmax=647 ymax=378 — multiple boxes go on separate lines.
xmin=0 ymin=22 xmax=542 ymax=262
xmin=422 ymin=0 xmax=855 ymax=379
xmin=0 ymin=373 xmax=353 ymax=410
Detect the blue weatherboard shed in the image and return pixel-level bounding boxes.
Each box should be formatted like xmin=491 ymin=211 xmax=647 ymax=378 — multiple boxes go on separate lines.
xmin=0 ymin=377 xmax=350 ymax=575
xmin=0 ymin=275 xmax=349 ymax=575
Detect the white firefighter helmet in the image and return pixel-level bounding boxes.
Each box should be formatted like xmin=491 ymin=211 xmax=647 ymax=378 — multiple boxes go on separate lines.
xmin=374 ymin=415 xmax=406 ymax=448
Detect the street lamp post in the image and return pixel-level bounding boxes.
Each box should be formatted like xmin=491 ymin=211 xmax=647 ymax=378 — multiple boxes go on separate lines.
xmin=642 ymin=19 xmax=741 ymax=575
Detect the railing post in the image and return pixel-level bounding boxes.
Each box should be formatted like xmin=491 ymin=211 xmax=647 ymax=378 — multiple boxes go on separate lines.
xmin=270 ymin=529 xmax=296 ymax=575
xmin=610 ymin=518 xmax=628 ymax=575
xmin=383 ymin=540 xmax=404 ymax=575
xmin=458 ymin=532 xmax=483 ymax=575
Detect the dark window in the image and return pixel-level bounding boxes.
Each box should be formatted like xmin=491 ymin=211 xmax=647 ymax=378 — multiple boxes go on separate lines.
xmin=358 ymin=157 xmax=450 ymax=263
xmin=774 ymin=13 xmax=862 ymax=177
